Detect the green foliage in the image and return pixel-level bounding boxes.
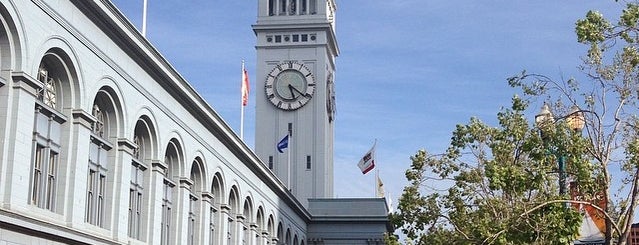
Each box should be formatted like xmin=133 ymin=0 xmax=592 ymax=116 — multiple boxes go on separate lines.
xmin=576 ymin=11 xmax=610 ymax=44
xmin=393 ymin=97 xmax=596 ymax=244
xmin=383 ymin=232 xmax=401 ymax=245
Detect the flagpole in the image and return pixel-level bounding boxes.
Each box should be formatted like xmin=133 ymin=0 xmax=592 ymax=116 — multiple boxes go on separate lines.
xmin=287 ymin=124 xmax=292 ymax=189
xmin=375 ymin=169 xmax=379 ymax=197
xmin=142 ymin=0 xmax=148 ymax=36
xmin=240 ymin=60 xmax=245 ymax=140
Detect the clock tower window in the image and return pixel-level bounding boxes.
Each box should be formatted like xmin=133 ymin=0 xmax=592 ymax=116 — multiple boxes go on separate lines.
xmin=300 ymin=0 xmax=307 ymax=14
xmin=289 ymin=0 xmax=296 ymax=15
xmin=279 ymin=0 xmax=286 ymax=15
xmin=309 ymin=0 xmax=317 ymax=14
xmin=268 ymin=0 xmax=275 ymax=16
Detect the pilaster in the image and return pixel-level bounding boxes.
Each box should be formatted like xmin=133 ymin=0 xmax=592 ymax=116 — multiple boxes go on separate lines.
xmin=147 ymin=160 xmax=166 ymax=244
xmin=65 ymin=109 xmax=94 ymax=227
xmin=109 ymin=138 xmax=136 ymax=242
xmin=175 ymin=177 xmax=192 ymax=245
xmin=200 ymin=192 xmax=213 ymax=245
xmin=220 ymin=204 xmax=231 ymax=245
xmin=0 ymin=72 xmax=41 ymax=210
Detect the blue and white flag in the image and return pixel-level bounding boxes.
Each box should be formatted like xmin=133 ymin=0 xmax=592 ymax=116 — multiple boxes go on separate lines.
xmin=277 ymin=135 xmax=289 ymax=153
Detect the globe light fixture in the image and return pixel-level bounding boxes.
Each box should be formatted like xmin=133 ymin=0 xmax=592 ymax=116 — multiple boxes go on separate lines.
xmin=566 ymin=105 xmax=585 ymax=132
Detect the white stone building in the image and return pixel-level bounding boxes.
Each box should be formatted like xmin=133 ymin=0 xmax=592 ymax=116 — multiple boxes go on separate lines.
xmin=0 ymin=0 xmax=390 ymax=244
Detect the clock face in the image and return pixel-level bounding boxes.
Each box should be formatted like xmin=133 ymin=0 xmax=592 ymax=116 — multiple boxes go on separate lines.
xmin=265 ymin=61 xmax=315 ymax=110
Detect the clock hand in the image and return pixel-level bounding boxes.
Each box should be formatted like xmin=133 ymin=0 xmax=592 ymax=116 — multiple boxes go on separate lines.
xmin=288 ymin=84 xmax=297 ymax=99
xmin=289 ymin=84 xmax=305 ymax=97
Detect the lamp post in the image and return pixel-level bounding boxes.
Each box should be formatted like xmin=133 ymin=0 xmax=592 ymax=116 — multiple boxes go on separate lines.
xmin=535 ymin=103 xmax=585 ymax=195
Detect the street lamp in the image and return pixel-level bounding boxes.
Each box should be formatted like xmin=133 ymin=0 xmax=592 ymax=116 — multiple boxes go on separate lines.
xmin=535 ymin=103 xmax=585 ymax=195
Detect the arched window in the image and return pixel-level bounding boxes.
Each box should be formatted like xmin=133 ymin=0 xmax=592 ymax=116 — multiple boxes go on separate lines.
xmin=209 ymin=173 xmax=224 ymax=245
xmin=267 ymin=215 xmax=275 ymax=244
xmin=128 ymin=118 xmax=151 ymax=240
xmin=242 ymin=198 xmax=253 ymax=244
xmin=86 ymin=92 xmax=115 ymax=228
xmin=256 ymin=207 xmax=265 ymax=245
xmin=277 ymin=223 xmax=283 ymax=245
xmin=30 ymin=62 xmax=66 ymax=212
xmin=188 ymin=159 xmax=203 ymax=245
xmin=228 ymin=187 xmax=239 ymax=244
xmin=161 ymin=139 xmax=182 ymax=245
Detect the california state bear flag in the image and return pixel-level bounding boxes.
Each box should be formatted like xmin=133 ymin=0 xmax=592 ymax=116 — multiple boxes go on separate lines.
xmin=357 ymin=142 xmax=376 ymax=174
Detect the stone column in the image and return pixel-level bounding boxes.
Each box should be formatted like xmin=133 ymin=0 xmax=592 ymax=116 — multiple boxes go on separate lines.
xmin=177 ymin=177 xmax=193 ymax=245
xmin=219 ymin=204 xmax=231 ymax=245
xmin=249 ymin=223 xmax=258 ymax=245
xmin=200 ymin=192 xmax=213 ymax=245
xmin=147 ymin=160 xmax=167 ymax=244
xmin=111 ymin=138 xmax=136 ymax=242
xmin=235 ymin=214 xmax=246 ymax=244
xmin=66 ymin=109 xmax=93 ymax=226
xmin=1 ymin=73 xmax=41 ymax=211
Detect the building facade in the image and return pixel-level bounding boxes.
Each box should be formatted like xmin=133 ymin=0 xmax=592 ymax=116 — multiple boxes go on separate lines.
xmin=0 ymin=0 xmax=389 ymax=244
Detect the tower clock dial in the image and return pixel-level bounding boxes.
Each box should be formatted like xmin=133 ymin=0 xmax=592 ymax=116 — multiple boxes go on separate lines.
xmin=265 ymin=61 xmax=315 ymax=110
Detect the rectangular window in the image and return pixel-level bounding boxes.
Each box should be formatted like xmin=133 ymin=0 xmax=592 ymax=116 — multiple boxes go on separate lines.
xmin=188 ymin=195 xmax=197 ymax=245
xmin=309 ymin=0 xmax=317 ymax=14
xmin=292 ymin=35 xmax=299 ymax=42
xmin=161 ymin=179 xmax=174 ymax=245
xmin=301 ymin=34 xmax=308 ymax=42
xmin=306 ymin=155 xmax=311 ymax=170
xmin=289 ymin=0 xmax=296 ymax=15
xmin=30 ymin=106 xmax=64 ymax=213
xmin=46 ymin=151 xmax=58 ymax=210
xmin=288 ymin=123 xmax=293 ymax=136
xmin=279 ymin=0 xmax=286 ymax=15
xmin=97 ymin=173 xmax=105 ymax=227
xmin=86 ymin=138 xmax=109 ymax=227
xmin=275 ymin=35 xmax=282 ymax=43
xmin=300 ymin=0 xmax=307 ymax=14
xmin=31 ymin=145 xmax=44 ymax=205
xmin=210 ymin=208 xmax=217 ymax=245
xmin=268 ymin=0 xmax=275 ymax=16
xmin=268 ymin=156 xmax=274 ymax=170
xmin=129 ymin=162 xmax=145 ymax=240
xmin=128 ymin=189 xmax=134 ymax=235
xmin=86 ymin=170 xmax=95 ymax=223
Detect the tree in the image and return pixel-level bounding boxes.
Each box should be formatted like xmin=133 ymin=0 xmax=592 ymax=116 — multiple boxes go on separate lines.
xmin=393 ymin=2 xmax=639 ymax=244
xmin=392 ymin=96 xmax=589 ymax=244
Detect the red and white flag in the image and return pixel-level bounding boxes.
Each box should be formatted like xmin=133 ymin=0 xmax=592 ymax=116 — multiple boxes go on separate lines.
xmin=241 ymin=68 xmax=250 ymax=106
xmin=357 ymin=142 xmax=376 ymax=174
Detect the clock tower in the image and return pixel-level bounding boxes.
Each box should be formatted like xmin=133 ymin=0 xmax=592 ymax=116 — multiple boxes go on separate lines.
xmin=253 ymin=0 xmax=338 ymax=206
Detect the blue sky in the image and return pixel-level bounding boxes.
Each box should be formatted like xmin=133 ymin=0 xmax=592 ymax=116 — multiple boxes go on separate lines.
xmin=110 ymin=0 xmax=623 ymax=209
